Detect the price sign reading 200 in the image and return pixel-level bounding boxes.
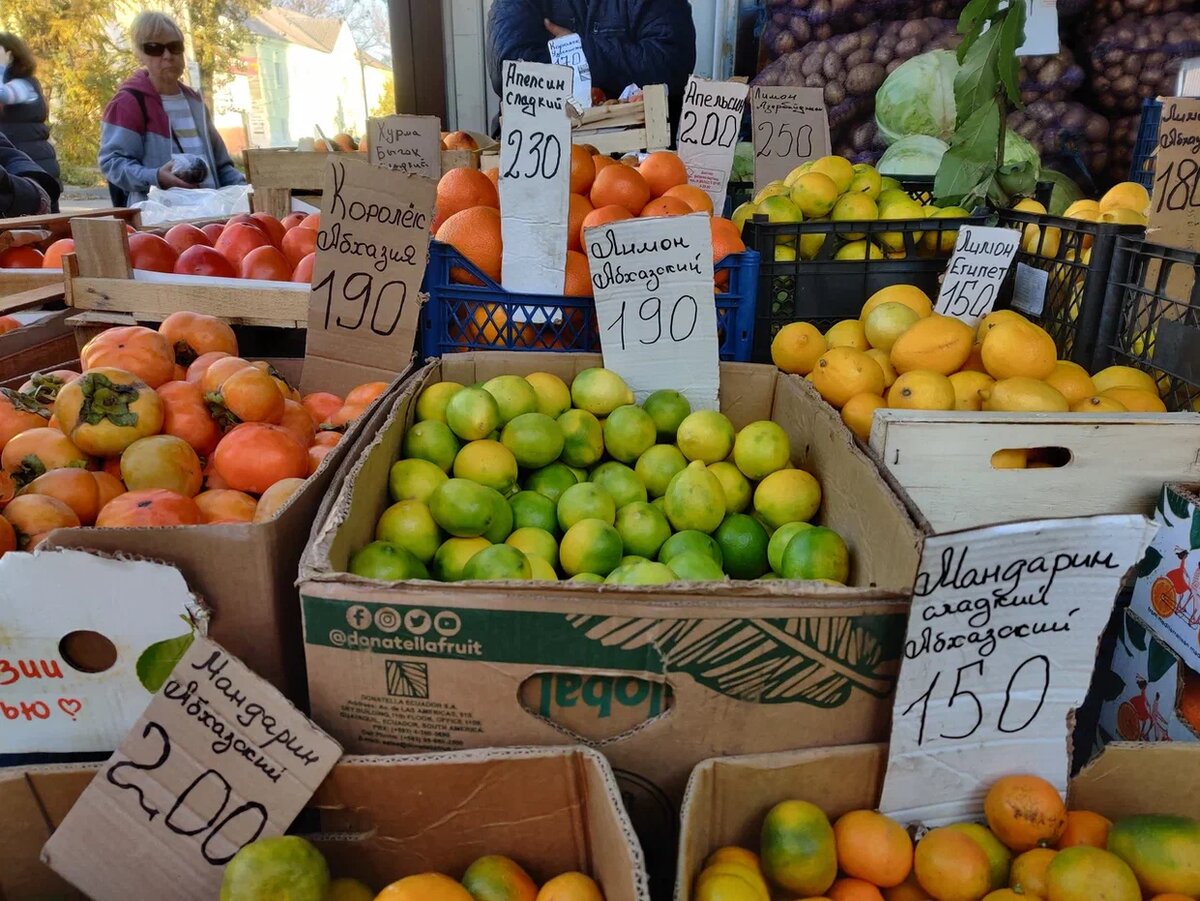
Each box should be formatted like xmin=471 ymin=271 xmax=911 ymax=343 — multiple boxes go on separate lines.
xmin=606 ymin=295 xmax=699 ymax=351
xmin=680 ymin=110 xmax=739 ymax=149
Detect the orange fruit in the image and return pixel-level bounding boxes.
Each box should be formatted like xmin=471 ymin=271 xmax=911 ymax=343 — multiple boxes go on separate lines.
xmin=485 ymin=167 xmax=500 ymax=190
xmin=913 ymin=828 xmax=992 ymax=901
xmin=1009 ymin=848 xmax=1056 ymax=895
xmin=883 ymin=873 xmax=931 ymax=900
xmin=593 ymin=154 xmax=617 ymax=176
xmin=1180 ymin=668 xmax=1200 ymax=732
xmin=462 ymin=854 xmax=538 ymax=901
xmin=590 ymin=164 xmax=650 ymax=215
xmin=711 ymin=217 xmax=746 ymax=263
xmin=641 ymin=196 xmax=693 ymax=218
xmin=984 ymin=774 xmax=1067 ymax=852
xmin=639 ymin=150 xmax=688 ymax=197
xmin=436 ymin=167 xmax=499 ymax=228
xmin=828 ymin=877 xmax=884 ymax=901
xmin=437 ymin=206 xmax=503 ymax=285
xmin=834 ymin=810 xmax=913 ymax=888
xmin=664 ymin=184 xmax=715 ymax=214
xmin=377 ymin=873 xmax=474 ymax=901
xmin=581 ymin=205 xmax=634 ymax=250
xmin=535 ymin=872 xmax=603 ymax=901
xmin=568 ymin=193 xmax=594 ymax=252
xmin=1055 ymin=810 xmax=1112 ymax=850
xmin=570 ymin=144 xmax=596 ymax=194
xmin=564 ymin=251 xmax=592 ymax=297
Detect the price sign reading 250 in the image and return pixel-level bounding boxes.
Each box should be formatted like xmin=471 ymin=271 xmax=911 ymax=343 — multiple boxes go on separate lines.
xmin=606 ymin=295 xmax=699 ymax=351
xmin=755 ymin=120 xmax=814 ymax=158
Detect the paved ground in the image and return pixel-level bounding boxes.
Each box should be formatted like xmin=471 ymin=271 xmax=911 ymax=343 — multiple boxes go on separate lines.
xmin=59 ymin=185 xmax=114 ymax=213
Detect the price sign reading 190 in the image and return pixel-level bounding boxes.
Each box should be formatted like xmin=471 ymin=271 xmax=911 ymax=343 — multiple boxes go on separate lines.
xmin=605 ymin=295 xmax=700 ymax=351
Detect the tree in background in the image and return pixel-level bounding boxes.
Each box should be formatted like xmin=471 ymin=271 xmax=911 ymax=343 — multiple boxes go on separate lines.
xmin=369 ymin=76 xmax=395 ymax=118
xmin=164 ymin=0 xmax=269 ymax=100
xmin=274 ymin=0 xmax=390 ymax=59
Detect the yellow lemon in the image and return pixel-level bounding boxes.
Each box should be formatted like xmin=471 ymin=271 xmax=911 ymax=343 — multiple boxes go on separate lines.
xmin=1012 ymin=198 xmax=1047 ymax=214
xmin=1044 ymin=361 xmax=1095 ymax=406
xmin=753 ymin=468 xmax=822 ymax=530
xmin=949 ymin=370 xmax=995 ymax=411
xmin=848 ymin=163 xmax=882 ymax=198
xmin=810 ymin=347 xmax=886 ymax=408
xmin=981 ymin=377 xmax=1070 ymax=412
xmin=525 ymin=371 xmax=572 ymax=418
xmin=677 ymin=410 xmax=737 ymax=464
xmin=975 ymin=309 xmax=1029 ymax=342
xmin=809 ymin=155 xmax=854 ymax=193
xmin=825 ymin=318 xmax=870 ymax=351
xmin=887 ymin=371 xmax=956 ymax=411
xmin=789 ymin=172 xmax=840 ymax=218
xmin=416 ymin=381 xmax=464 ymax=423
xmin=840 ymin=393 xmax=887 ymax=441
xmin=1072 ymin=395 xmax=1127 ymax=412
xmin=771 ymin=322 xmax=827 ymax=375
xmin=860 ymin=284 xmax=933 ymax=321
xmin=865 ymin=349 xmax=897 ymax=388
xmin=830 ymin=193 xmax=878 ymax=240
xmin=1099 ymin=181 xmax=1150 ymax=215
xmin=863 ymin=302 xmax=920 ymax=352
xmin=834 ymin=240 xmax=884 ymax=260
xmin=1100 ymin=386 xmax=1167 ymax=412
xmin=1091 ymin=365 xmax=1158 ymax=394
xmin=889 ymin=315 xmax=974 ymax=375
xmin=991 ymin=448 xmax=1028 ymax=469
xmin=1101 ymin=208 xmax=1148 ymax=226
xmin=980 ymin=320 xmax=1058 ymax=380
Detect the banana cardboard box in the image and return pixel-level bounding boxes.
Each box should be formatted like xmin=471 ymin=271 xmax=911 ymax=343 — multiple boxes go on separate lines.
xmin=1130 ymin=484 xmax=1200 ymax=673
xmin=297 ymin=352 xmax=926 ymax=882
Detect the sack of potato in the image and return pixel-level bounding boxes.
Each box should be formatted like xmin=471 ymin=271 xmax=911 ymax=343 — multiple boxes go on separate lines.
xmin=1018 ymin=44 xmax=1086 ymax=105
xmin=1090 ymin=12 xmax=1200 ymax=115
xmin=1082 ymin=0 xmax=1197 ymax=33
xmin=1008 ymin=101 xmax=1110 ymax=184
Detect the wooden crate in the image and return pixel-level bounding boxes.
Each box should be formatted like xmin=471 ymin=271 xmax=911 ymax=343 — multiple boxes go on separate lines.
xmin=868 ymin=409 xmax=1200 ymax=531
xmin=62 ymin=217 xmax=309 ymax=347
xmin=0 ymin=208 xmax=141 ymax=297
xmin=0 ymin=286 xmax=75 ymax=381
xmin=572 ymin=84 xmax=670 ymax=156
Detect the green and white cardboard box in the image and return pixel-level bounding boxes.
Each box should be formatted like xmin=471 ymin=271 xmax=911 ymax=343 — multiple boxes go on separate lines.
xmin=297 ymin=353 xmax=925 ymax=871
xmin=1130 ymin=484 xmax=1200 ymax=673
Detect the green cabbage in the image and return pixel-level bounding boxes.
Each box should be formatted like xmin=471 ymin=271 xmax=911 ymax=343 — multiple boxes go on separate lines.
xmin=875 ymin=50 xmax=959 ymax=146
xmin=879 ymin=135 xmax=948 ymax=176
xmin=1002 ymin=130 xmax=1041 ymax=178
xmin=1039 ymin=169 xmax=1084 ymax=216
xmin=731 ymin=142 xmax=754 ymax=184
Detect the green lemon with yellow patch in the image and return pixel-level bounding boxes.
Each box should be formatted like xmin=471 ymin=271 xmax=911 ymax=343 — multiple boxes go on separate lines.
xmin=658 ymin=529 xmax=722 ymax=567
xmin=558 ymin=481 xmax=617 ymax=530
xmin=220 ymin=835 xmax=330 ymax=901
xmin=560 ymin=519 xmax=623 ymax=576
xmin=482 ymin=375 xmax=538 ymax=425
xmin=508 ymin=490 xmax=558 ymax=533
xmin=636 ymin=444 xmax=688 ymax=497
xmin=780 ymin=526 xmax=849 ymax=583
xmin=415 ymin=381 xmax=464 ymax=423
xmin=707 ymin=461 xmax=751 ymax=514
xmin=481 ymin=488 xmax=513 ymax=543
xmin=452 ymin=439 xmax=518 ymax=494
xmin=402 ymin=420 xmax=461 ymax=473
xmin=462 ymin=544 xmax=532 ymax=581
xmin=570 ymin=368 xmax=634 ymax=416
xmin=431 ymin=536 xmax=491 ymax=582
xmin=375 ymin=499 xmax=442 ymax=563
xmin=753 ymin=468 xmax=821 ymax=530
xmin=506 ymin=527 xmax=558 ymax=568
xmin=569 ymin=572 xmax=605 ymax=584
xmin=500 ymin=412 xmax=564 ymax=468
xmin=615 ymin=501 xmax=672 ymax=559
xmin=665 ymin=460 xmax=727 ymax=533
xmin=642 ymin=389 xmax=691 ymax=441
xmin=348 ymin=541 xmax=429 ymax=581
xmin=557 ymin=409 xmax=605 ymax=468
xmin=388 ymin=457 xmax=448 ymax=504
xmin=525 ymin=371 xmax=572 ymax=418
xmin=768 ymin=522 xmax=812 ymax=574
xmin=732 ymin=421 xmax=791 ymax=480
xmin=603 ymin=404 xmax=657 ymax=463
xmin=428 ymin=478 xmax=498 ymax=537
xmin=524 ymin=462 xmax=579 ymax=504
xmin=676 ymin=410 xmax=736 ymax=464
xmin=667 ymin=550 xmax=728 ymax=582
xmin=528 ymin=555 xmax=558 ymax=581
xmin=590 ymin=461 xmax=647 ymax=508
xmin=445 ymin=387 xmax=501 ymax=441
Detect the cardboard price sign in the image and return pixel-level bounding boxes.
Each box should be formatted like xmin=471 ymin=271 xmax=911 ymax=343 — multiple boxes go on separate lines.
xmin=43 ymin=637 xmax=341 ymax=900
xmin=1149 ymin=96 xmax=1200 ymax=252
xmin=367 ymin=114 xmax=442 ymax=177
xmin=879 ymin=516 xmax=1157 ymax=826
xmin=304 ymin=156 xmax=436 ymax=395
xmin=548 ymin=33 xmax=592 ymax=109
xmin=750 ymin=86 xmax=830 ymax=193
xmin=934 ymin=225 xmax=1021 ymax=326
xmin=585 ymin=213 xmax=720 ymax=409
xmin=499 ymin=60 xmax=573 ymax=296
xmin=677 ymin=76 xmax=750 ymax=216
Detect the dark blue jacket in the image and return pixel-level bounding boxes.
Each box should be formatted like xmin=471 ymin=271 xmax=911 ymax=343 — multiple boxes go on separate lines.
xmin=0 ymin=131 xmax=57 ymax=217
xmin=487 ymin=0 xmax=696 ymax=114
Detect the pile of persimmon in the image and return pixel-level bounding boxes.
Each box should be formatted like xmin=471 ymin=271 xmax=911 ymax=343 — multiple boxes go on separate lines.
xmin=0 ymin=211 xmax=322 ymax=285
xmin=0 ymin=311 xmax=387 ymax=555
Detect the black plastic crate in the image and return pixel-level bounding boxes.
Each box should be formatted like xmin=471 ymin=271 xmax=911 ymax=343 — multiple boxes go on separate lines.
xmin=996 ymin=211 xmax=1143 ymax=371
xmin=725 ymin=180 xmax=753 ymax=217
xmin=1103 ymin=236 xmax=1200 ymax=412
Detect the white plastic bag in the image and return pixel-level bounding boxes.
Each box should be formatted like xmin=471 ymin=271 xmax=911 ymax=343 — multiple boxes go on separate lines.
xmin=133 ymin=184 xmax=253 ymax=226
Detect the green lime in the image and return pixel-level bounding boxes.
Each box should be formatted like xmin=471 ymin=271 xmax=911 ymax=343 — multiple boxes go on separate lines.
xmin=570 ymin=368 xmax=633 ymax=416
xmin=526 ymin=371 xmax=572 ymax=418
xmin=506 ymin=527 xmax=559 ymax=567
xmin=428 ymin=478 xmax=498 ymax=537
xmin=590 ymin=461 xmax=647 ymax=508
xmin=604 ymin=563 xmax=638 ymax=584
xmin=615 ymin=501 xmax=672 ymax=559
xmin=509 ymin=490 xmax=558 ymax=533
xmin=650 ymin=496 xmax=667 ymax=516
xmin=714 ymin=513 xmax=770 ymax=580
xmin=452 ymin=439 xmax=518 ymax=494
xmin=557 ymin=481 xmax=616 ymax=530
xmin=375 ymin=500 xmax=442 ymax=563
xmin=602 ymin=404 xmax=657 ymax=463
xmin=524 ymin=462 xmax=579 ymax=504
xmin=560 ymin=518 xmax=623 ymax=576
xmin=676 ymin=410 xmax=736 ymax=464
xmin=348 ymin=541 xmax=429 ymax=581
xmin=621 ymin=555 xmax=649 ymax=567
xmin=566 ymin=465 xmax=588 ymax=483
xmin=664 ymin=460 xmax=726 ymax=533
xmin=636 ymin=444 xmax=687 ymax=497
xmin=431 ymin=536 xmax=491 ymax=581
xmin=780 ymin=526 xmax=850 ymax=583
xmin=402 ymin=420 xmax=460 ymax=473
xmin=463 ymin=544 xmax=532 ymax=581
xmin=445 ymin=386 xmax=501 ymax=440
xmin=388 ymin=458 xmax=448 ymax=504
xmin=658 ymin=530 xmax=722 ymax=567
xmin=415 ymin=381 xmax=464 ymax=423
xmin=500 ymin=412 xmax=564 ymax=468
xmin=666 ymin=551 xmax=727 ymax=582
xmin=569 ymin=572 xmax=605 ymax=584
xmin=482 ymin=375 xmax=539 ymax=424
xmin=642 ymin=389 xmax=691 ymax=441
xmin=482 ymin=488 xmax=513 ymax=543
xmin=221 ymin=836 xmax=329 ymax=901
xmin=768 ymin=522 xmax=813 ymax=573
xmin=707 ymin=461 xmax=751 ymax=514
xmin=557 ymin=409 xmax=604 ymax=468
xmin=732 ymin=421 xmax=791 ymax=479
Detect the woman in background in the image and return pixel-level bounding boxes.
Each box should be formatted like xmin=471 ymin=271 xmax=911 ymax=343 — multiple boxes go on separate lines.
xmin=0 ymin=34 xmax=61 ymax=212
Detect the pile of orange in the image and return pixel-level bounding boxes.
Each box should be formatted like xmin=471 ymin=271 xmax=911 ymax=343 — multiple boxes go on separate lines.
xmin=701 ymin=773 xmax=1200 ymax=901
xmin=0 ymin=311 xmax=386 ymax=554
xmin=433 ymin=147 xmax=746 ymax=302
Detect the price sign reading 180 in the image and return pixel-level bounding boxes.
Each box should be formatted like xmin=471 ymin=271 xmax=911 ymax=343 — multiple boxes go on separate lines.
xmin=1150 ymin=97 xmax=1200 ymax=252
xmin=585 ymin=214 xmax=720 ymax=411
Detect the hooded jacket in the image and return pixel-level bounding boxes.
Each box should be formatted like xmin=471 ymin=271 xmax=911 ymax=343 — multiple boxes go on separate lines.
xmin=0 ymin=131 xmax=54 ymax=217
xmin=98 ymin=69 xmax=245 ymax=205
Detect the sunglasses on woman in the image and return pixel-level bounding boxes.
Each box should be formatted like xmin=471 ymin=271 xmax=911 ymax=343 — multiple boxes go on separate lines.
xmin=142 ymin=40 xmax=185 ymax=57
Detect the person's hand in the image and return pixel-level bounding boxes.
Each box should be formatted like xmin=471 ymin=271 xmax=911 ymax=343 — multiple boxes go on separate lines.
xmin=0 ymin=47 xmax=12 ymax=69
xmin=544 ymin=18 xmax=572 ymax=38
xmin=156 ymin=160 xmax=193 ymax=189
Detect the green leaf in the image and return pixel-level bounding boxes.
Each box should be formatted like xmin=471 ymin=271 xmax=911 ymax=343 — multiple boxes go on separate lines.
xmin=997 ymin=1 xmax=1027 ymax=105
xmin=136 ymin=632 xmax=195 ymax=694
xmin=1148 ymin=641 xmax=1178 ymax=684
xmin=957 ymin=0 xmax=1002 ymax=56
xmin=954 ymin=23 xmax=1002 ymax=125
xmin=1191 ymin=510 xmax=1200 ymax=550
xmin=1127 ymin=616 xmax=1148 ymax=652
xmin=934 ymin=102 xmax=1001 ymax=204
xmin=1096 ymin=666 xmax=1127 ymax=702
xmin=1169 ymin=489 xmax=1192 ymax=522
xmin=1137 ymin=546 xmax=1163 ymax=578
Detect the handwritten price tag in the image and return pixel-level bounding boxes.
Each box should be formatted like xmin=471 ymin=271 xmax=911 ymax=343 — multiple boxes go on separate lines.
xmin=585 ymin=214 xmax=719 ymax=409
xmin=934 ymin=225 xmax=1020 ymax=327
xmin=43 ymin=637 xmax=341 ymax=900
xmin=677 ymin=76 xmax=749 ymax=215
xmin=879 ymin=516 xmax=1157 ymax=826
xmin=1149 ymin=96 xmax=1200 ymax=253
xmin=548 ymin=33 xmax=592 ymax=109
xmin=500 ymin=60 xmax=573 ymax=295
xmin=304 ymin=156 xmax=435 ymax=395
xmin=367 ymin=114 xmax=442 ymax=177
xmin=750 ymin=86 xmax=830 ymax=193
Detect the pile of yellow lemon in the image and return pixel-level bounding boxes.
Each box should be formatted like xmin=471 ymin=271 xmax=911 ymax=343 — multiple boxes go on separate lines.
xmin=1011 ymin=180 xmax=1149 ymax=262
xmin=771 ymin=286 xmax=1167 ymax=459
xmin=731 ymin=156 xmax=968 ymax=262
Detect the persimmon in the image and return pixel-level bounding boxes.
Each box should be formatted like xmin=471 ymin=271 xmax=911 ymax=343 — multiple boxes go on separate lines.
xmin=0 ymin=387 xmax=51 ymax=452
xmin=311 ymin=430 xmax=341 ymax=447
xmin=292 ymin=252 xmax=316 ymax=284
xmin=281 ymin=225 xmax=317 ymax=268
xmin=175 ymin=245 xmax=237 ymax=278
xmin=0 ymin=513 xmax=14 ymax=557
xmin=253 ymin=362 xmax=300 ymax=402
xmin=18 ymin=370 xmax=78 ymax=404
xmin=102 ymin=456 xmax=123 ymax=480
xmin=158 ymin=311 xmax=238 ymax=365
xmin=120 ymin=435 xmax=203 ymax=497
xmin=92 ymin=471 xmax=126 ymax=509
xmin=3 ymin=493 xmax=79 ymax=547
xmin=280 ymin=212 xmax=305 ymax=231
xmin=200 ymin=356 xmax=252 ymax=395
xmin=307 ymin=443 xmax=332 ymax=474
xmin=279 ymin=399 xmax=316 ymax=447
xmin=253 ymin=477 xmax=306 ymax=522
xmin=208 ymin=366 xmax=285 ymax=426
xmin=157 ymin=380 xmax=221 ymax=456
xmin=163 ymin=223 xmax=211 ymax=256
xmin=0 ymin=471 xmax=15 ymax=508
xmin=300 ymin=212 xmax=320 ymax=230
xmin=346 ymin=381 xmax=389 ymax=407
xmin=302 ymin=392 xmax=343 ymax=425
xmin=200 ymin=223 xmax=225 ymax=244
xmin=328 ymin=403 xmax=366 ymax=427
xmin=22 ymin=468 xmax=102 ymax=526
xmin=173 ymin=364 xmax=187 ymax=381
xmin=202 ymin=456 xmax=230 ymax=491
xmin=54 ymin=368 xmax=164 ymax=456
xmin=2 ymin=428 xmax=89 ymax=487
xmin=41 ymin=239 xmax=75 ymax=269
xmin=80 ymin=326 xmax=175 ymax=389
xmin=194 ymin=488 xmax=258 ymax=524
xmin=127 ymin=232 xmax=178 ymax=273
xmin=240 ymin=245 xmax=292 ymax=281
xmin=211 ymin=423 xmax=308 ymax=494
xmin=186 ymin=351 xmax=232 ymax=385
xmin=214 ymin=223 xmax=272 ymax=268
xmin=95 ymin=488 xmax=202 ymax=527
xmin=0 ymin=246 xmax=43 ymax=268
xmin=250 ymin=213 xmax=286 ymax=248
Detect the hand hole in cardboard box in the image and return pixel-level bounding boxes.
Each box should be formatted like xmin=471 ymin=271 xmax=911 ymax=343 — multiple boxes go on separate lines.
xmin=991 ymin=446 xmax=1072 ymax=470
xmin=58 ymin=630 xmax=117 ymax=674
xmin=519 ymin=672 xmax=674 ymax=743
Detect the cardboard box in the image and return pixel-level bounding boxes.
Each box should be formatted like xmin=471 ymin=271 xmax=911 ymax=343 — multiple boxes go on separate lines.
xmin=0 ymin=746 xmax=649 ymax=901
xmin=675 ymin=741 xmax=1200 ymax=901
xmin=298 ymin=353 xmax=924 ymax=872
xmin=1130 ymin=483 xmax=1200 ymax=672
xmin=1096 ymin=607 xmax=1200 ymax=746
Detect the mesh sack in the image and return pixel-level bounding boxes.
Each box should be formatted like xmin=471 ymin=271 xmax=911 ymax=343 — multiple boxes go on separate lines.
xmin=1087 ymin=0 xmax=1197 ymax=34
xmin=1019 ymin=44 xmax=1086 ymax=103
xmin=1090 ymin=13 xmax=1200 ymax=115
xmin=1008 ymin=101 xmax=1110 ymax=181
xmin=1107 ymin=114 xmax=1143 ymax=186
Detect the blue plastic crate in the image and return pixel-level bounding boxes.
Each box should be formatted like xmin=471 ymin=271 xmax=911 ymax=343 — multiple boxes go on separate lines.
xmin=1130 ymin=98 xmax=1162 ymax=190
xmin=420 ymin=240 xmax=759 ymax=361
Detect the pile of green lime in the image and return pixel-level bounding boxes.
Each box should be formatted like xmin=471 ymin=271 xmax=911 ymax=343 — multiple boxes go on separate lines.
xmin=348 ymin=368 xmax=850 ymax=586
